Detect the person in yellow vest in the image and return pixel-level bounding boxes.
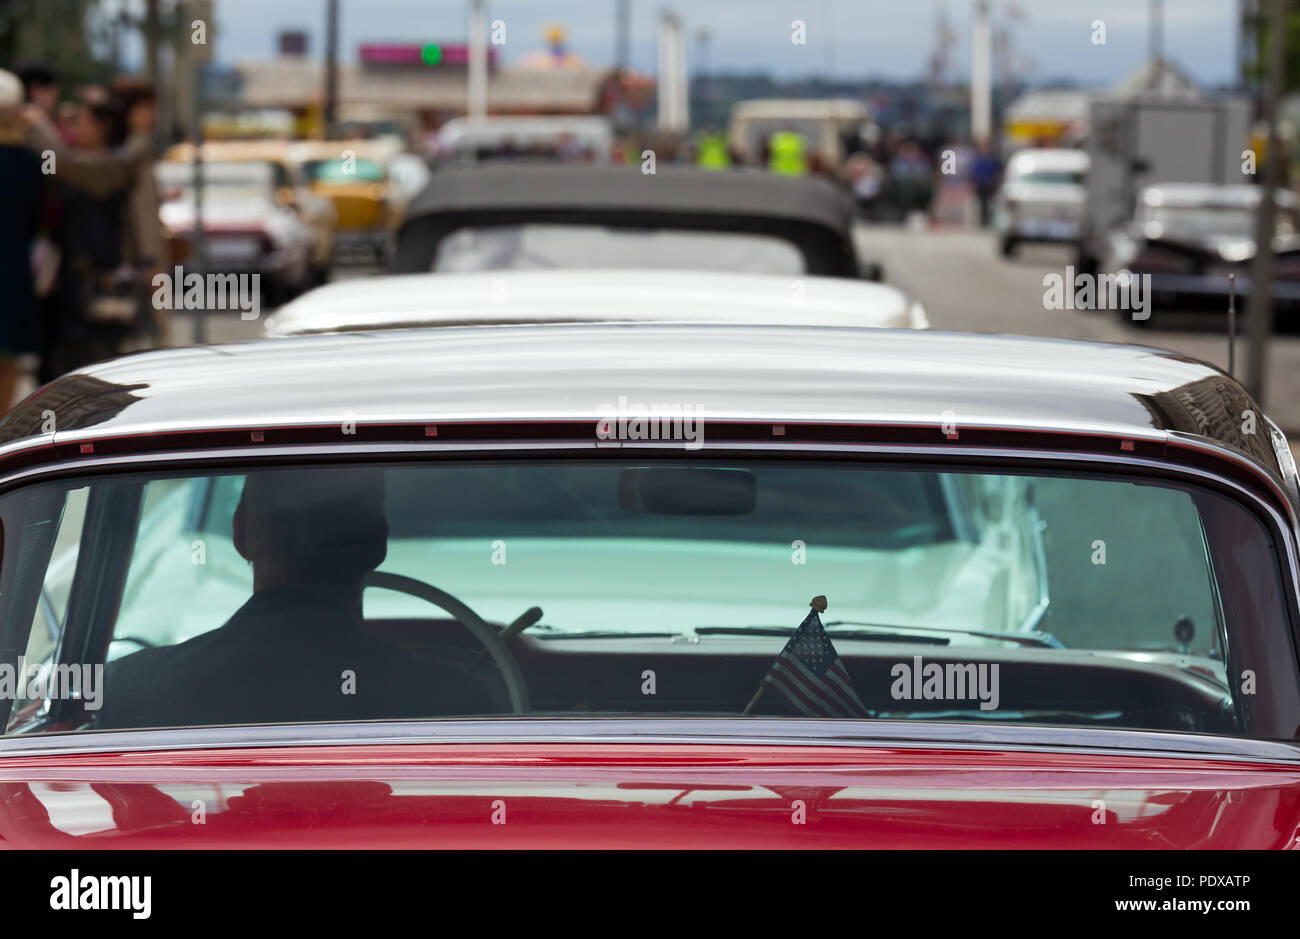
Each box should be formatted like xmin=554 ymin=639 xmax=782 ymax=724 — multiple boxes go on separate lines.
xmin=695 ymin=130 xmax=732 ymax=170
xmin=767 ymin=130 xmax=808 ymax=176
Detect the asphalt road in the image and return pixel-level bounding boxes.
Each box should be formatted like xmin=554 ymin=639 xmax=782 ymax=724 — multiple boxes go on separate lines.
xmin=853 ymin=223 xmax=1300 ymax=434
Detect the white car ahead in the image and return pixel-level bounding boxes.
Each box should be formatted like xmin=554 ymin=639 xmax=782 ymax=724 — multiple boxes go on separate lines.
xmin=262 ymin=269 xmax=930 ymax=337
xmin=993 ymin=148 xmax=1088 ymax=258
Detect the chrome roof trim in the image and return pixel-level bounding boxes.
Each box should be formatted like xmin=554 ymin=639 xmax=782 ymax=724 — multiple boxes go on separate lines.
xmin=41 ymin=412 xmax=1175 ymax=448
xmin=3 ymin=718 xmax=1299 ymax=767
xmin=0 ymin=435 xmax=1289 ymax=521
xmin=1166 ymin=430 xmax=1300 ymax=532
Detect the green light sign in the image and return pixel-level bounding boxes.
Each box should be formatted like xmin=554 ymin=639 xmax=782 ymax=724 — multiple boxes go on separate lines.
xmin=421 ymin=43 xmax=442 ymax=65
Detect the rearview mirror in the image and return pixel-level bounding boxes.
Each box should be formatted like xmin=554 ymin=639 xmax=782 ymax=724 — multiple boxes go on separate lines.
xmin=618 ymin=467 xmax=756 ymax=516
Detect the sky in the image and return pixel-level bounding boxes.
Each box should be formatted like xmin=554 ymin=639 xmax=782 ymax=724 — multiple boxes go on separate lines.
xmin=120 ymin=0 xmax=1242 ymax=88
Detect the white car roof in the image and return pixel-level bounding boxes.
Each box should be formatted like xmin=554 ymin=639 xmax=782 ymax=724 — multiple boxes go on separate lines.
xmin=1007 ymin=148 xmax=1089 ymax=174
xmin=1140 ymin=183 xmax=1298 ymax=209
xmin=263 ymin=270 xmax=928 ymax=337
xmin=435 ymin=116 xmax=613 ymax=147
xmin=155 ymin=160 xmax=275 ymax=187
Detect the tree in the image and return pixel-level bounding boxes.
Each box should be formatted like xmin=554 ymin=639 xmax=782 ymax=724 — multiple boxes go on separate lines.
xmin=0 ymin=0 xmax=118 ymax=91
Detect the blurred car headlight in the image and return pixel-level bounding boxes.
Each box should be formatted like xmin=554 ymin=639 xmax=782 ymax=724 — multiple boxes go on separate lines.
xmin=1218 ymin=240 xmax=1255 ymax=263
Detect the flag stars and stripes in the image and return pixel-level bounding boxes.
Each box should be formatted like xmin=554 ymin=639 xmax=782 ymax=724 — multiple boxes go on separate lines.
xmin=756 ymin=606 xmax=870 ymax=719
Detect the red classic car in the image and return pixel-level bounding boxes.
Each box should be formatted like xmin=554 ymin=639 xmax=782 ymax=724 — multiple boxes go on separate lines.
xmin=0 ymin=324 xmax=1297 ymax=849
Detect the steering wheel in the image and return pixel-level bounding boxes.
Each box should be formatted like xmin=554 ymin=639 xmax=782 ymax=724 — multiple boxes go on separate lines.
xmin=362 ymin=571 xmax=530 ymax=714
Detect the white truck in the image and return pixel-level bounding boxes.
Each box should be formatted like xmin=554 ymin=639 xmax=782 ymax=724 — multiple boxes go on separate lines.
xmin=1077 ymin=95 xmax=1251 ymax=273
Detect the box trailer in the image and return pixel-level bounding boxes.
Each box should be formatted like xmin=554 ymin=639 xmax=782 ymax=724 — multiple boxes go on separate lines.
xmin=1078 ymin=95 xmax=1251 ymax=272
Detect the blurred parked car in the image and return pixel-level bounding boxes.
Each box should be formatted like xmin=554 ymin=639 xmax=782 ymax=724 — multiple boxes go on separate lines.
xmin=163 ymin=140 xmax=337 ymax=285
xmin=0 ymin=328 xmax=1297 ymax=846
xmin=262 ymin=269 xmax=929 ymax=337
xmin=393 ymin=164 xmax=884 ymax=280
xmin=294 ymin=139 xmax=407 ymax=264
xmin=1101 ymin=182 xmax=1300 ymax=320
xmin=993 ymin=148 xmax=1088 ymax=257
xmin=155 ymin=160 xmax=314 ymax=303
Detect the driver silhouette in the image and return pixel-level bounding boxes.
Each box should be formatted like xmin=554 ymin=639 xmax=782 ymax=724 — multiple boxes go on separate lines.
xmin=99 ymin=467 xmax=495 ymax=729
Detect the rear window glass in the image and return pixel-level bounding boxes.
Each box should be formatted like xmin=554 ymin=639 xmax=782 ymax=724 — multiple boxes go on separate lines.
xmin=0 ymin=460 xmax=1294 ymax=738
xmin=432 ymin=224 xmax=807 ymax=275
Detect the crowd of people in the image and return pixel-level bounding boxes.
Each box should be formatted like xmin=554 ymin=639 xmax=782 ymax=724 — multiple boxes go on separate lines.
xmin=0 ymin=64 xmax=167 ymax=415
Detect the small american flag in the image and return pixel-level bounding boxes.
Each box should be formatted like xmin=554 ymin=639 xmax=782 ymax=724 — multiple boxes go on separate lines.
xmin=750 ymin=603 xmax=869 ymax=719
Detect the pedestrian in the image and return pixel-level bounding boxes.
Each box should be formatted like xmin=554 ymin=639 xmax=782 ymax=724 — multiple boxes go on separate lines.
xmin=111 ymin=78 xmax=166 ymax=346
xmin=0 ymin=70 xmax=43 ymax=413
xmin=48 ymin=99 xmax=136 ymax=376
xmin=17 ymin=63 xmax=62 ymax=382
xmin=971 ymin=141 xmax=1002 ymax=228
xmin=22 ymin=82 xmax=154 ymax=380
xmin=15 ymin=63 xmax=58 ymax=118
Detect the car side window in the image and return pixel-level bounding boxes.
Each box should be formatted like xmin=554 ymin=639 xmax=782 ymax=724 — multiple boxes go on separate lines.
xmin=4 ymin=487 xmax=88 ymax=732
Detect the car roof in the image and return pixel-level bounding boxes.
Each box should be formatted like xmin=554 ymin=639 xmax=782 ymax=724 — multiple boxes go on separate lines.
xmin=1007 ymin=148 xmax=1088 ymax=172
xmin=162 ymin=140 xmax=296 ymax=165
xmin=402 ymin=164 xmax=856 ymax=235
xmin=436 ymin=115 xmax=612 ymax=141
xmin=0 ymin=327 xmax=1287 ymax=509
xmin=1141 ymin=183 xmax=1298 ymax=209
xmin=262 ymin=270 xmax=927 ymax=336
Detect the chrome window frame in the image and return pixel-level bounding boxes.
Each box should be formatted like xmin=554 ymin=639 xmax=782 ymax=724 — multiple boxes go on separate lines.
xmin=1 ymin=718 xmax=1298 ymax=768
xmin=0 ymin=436 xmax=1296 ymax=764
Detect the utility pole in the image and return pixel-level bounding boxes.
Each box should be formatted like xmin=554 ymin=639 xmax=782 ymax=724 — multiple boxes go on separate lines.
xmin=657 ymin=10 xmax=689 ymax=134
xmin=616 ymin=0 xmax=630 ymax=71
xmin=468 ymin=0 xmax=488 ymax=120
xmin=1240 ymin=0 xmax=1260 ymax=92
xmin=323 ymin=0 xmax=339 ymax=138
xmin=971 ymin=0 xmax=992 ymax=146
xmin=824 ymin=0 xmax=836 ymax=83
xmin=189 ymin=63 xmax=207 ymax=344
xmin=1149 ymin=0 xmax=1164 ymax=71
xmin=1248 ymin=0 xmax=1287 ymax=403
xmin=144 ymin=0 xmax=162 ymax=83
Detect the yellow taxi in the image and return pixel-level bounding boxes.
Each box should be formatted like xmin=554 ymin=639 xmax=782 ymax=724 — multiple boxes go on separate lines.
xmin=291 ymin=140 xmax=406 ymax=263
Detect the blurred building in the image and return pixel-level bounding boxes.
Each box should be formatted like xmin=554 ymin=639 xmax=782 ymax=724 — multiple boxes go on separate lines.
xmin=221 ymin=25 xmax=651 ymax=141
xmin=230 ymin=58 xmax=653 ymax=143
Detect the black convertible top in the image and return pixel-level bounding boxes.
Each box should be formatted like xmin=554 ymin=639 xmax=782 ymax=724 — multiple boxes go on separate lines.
xmin=394 ymin=164 xmax=861 ymax=276
xmin=403 ymin=163 xmax=856 ymax=233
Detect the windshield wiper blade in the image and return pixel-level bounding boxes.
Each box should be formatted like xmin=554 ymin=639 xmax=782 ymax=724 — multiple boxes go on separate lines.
xmin=823 ymin=620 xmax=1065 ymax=649
xmin=694 ymin=625 xmax=949 ymax=644
xmin=537 ymin=630 xmax=684 ymax=640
